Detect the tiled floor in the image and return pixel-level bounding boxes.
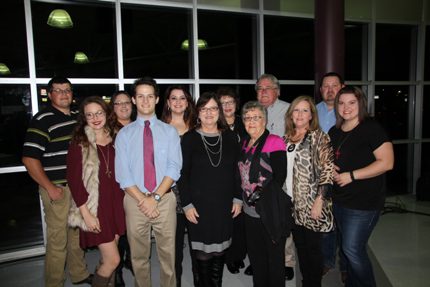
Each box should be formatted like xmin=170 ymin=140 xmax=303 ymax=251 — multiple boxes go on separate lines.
xmin=1 ymin=194 xmax=429 ymax=287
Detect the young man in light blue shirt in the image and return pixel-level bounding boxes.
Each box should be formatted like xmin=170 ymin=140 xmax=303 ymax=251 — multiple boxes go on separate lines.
xmin=115 ymin=76 xmax=182 ymax=287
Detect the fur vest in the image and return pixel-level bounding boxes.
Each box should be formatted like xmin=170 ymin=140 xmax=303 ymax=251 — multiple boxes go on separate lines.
xmin=68 ymin=126 xmax=100 ymax=231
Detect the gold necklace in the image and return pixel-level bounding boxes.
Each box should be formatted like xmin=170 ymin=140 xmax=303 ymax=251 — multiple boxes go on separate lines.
xmin=97 ymin=145 xmax=112 ymax=178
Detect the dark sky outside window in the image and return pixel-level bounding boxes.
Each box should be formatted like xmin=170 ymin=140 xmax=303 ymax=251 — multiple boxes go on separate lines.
xmin=374 ymin=85 xmax=409 ymax=140
xmin=122 ymin=5 xmax=191 ymax=79
xmin=375 ymin=24 xmax=414 ymax=81
xmin=32 ymin=1 xmax=117 ymax=78
xmin=198 ymin=10 xmax=256 ymax=79
xmin=264 ymin=16 xmax=314 ymax=80
xmin=345 ymin=22 xmax=367 ymax=81
xmin=0 ymin=0 xmax=28 ymax=77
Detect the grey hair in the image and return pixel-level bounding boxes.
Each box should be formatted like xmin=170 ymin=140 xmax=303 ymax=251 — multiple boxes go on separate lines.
xmin=255 ymin=73 xmax=280 ymax=91
xmin=241 ymin=101 xmax=268 ymax=121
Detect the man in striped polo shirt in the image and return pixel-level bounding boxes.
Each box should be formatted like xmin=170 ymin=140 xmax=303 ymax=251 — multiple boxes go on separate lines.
xmin=22 ymin=77 xmax=92 ymax=286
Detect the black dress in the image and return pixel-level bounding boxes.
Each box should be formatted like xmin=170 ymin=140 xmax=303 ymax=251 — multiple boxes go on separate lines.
xmin=178 ymin=129 xmax=241 ymax=253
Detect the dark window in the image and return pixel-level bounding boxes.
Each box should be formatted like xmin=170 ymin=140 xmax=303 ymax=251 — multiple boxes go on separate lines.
xmin=425 ymin=26 xmax=430 ymax=81
xmin=198 ymin=11 xmax=256 ymax=79
xmin=386 ymin=144 xmax=407 ymax=195
xmin=122 ymin=5 xmax=191 ymax=79
xmin=345 ymin=22 xmax=367 ymax=81
xmin=0 ymin=0 xmax=28 ymax=77
xmin=0 ymin=172 xmax=42 ymax=252
xmin=264 ymin=16 xmax=314 ymax=80
xmin=374 ymin=85 xmax=409 ymax=140
xmin=32 ymin=1 xmax=116 ymax=78
xmin=423 ymin=86 xmax=430 ymax=138
xmin=0 ymin=84 xmax=31 ymax=167
xmin=375 ymin=24 xmax=415 ymax=81
xmin=281 ymin=85 xmax=315 ymax=103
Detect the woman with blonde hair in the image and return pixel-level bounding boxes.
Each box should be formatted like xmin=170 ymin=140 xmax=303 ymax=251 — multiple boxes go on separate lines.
xmin=283 ymin=95 xmax=334 ymax=287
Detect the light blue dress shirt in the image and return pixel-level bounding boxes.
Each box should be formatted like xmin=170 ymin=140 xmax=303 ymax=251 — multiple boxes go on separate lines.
xmin=115 ymin=115 xmax=182 ymax=193
xmin=316 ymin=101 xmax=336 ymax=134
xmin=266 ymin=98 xmax=290 ymax=137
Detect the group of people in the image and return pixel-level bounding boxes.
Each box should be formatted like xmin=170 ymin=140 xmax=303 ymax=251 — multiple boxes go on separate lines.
xmin=22 ymin=72 xmax=394 ymax=287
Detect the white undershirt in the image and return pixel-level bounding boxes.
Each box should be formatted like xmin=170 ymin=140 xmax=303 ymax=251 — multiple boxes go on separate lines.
xmin=284 ymin=143 xmax=297 ymax=200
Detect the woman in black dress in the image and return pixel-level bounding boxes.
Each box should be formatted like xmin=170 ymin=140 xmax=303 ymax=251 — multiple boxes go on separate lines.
xmin=178 ymin=91 xmax=242 ymax=287
xmin=161 ymin=85 xmax=198 ymax=287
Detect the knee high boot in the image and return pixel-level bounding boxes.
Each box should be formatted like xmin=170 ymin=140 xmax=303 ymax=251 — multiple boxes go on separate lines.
xmin=91 ymin=273 xmax=110 ymax=287
xmin=211 ymin=255 xmax=225 ymax=287
xmin=196 ymin=258 xmax=212 ymax=287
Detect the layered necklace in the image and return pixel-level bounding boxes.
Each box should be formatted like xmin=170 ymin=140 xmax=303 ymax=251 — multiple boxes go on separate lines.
xmin=200 ymin=132 xmax=223 ymax=168
xmin=97 ymin=145 xmax=112 ymax=178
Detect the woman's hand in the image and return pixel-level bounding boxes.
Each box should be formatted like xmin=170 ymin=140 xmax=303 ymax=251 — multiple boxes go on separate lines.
xmin=334 ymin=171 xmax=353 ymax=187
xmin=231 ymin=203 xmax=242 ymax=218
xmin=310 ymin=196 xmax=324 ymax=220
xmin=185 ymin=207 xmax=199 ymax=224
xmin=83 ymin=213 xmax=101 ymax=233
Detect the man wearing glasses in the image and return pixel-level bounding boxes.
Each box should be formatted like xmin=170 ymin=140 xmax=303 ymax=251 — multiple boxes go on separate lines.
xmin=115 ymin=76 xmax=182 ymax=287
xmin=255 ymin=74 xmax=290 ymax=137
xmin=255 ymin=73 xmax=295 ymax=281
xmin=22 ymin=77 xmax=92 ymax=286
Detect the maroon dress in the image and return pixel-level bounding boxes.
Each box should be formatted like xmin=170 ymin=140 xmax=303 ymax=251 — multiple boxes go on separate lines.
xmin=67 ymin=143 xmax=126 ymax=249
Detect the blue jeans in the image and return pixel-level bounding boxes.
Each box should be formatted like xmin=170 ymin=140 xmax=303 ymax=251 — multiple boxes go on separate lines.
xmin=321 ymin=229 xmax=346 ymax=271
xmin=333 ymin=204 xmax=380 ymax=287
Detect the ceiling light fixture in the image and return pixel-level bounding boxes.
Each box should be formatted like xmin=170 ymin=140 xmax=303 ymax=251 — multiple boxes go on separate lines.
xmin=74 ymin=52 xmax=90 ymax=64
xmin=0 ymin=63 xmax=11 ymax=75
xmin=47 ymin=9 xmax=73 ymax=29
xmin=181 ymin=39 xmax=208 ymax=50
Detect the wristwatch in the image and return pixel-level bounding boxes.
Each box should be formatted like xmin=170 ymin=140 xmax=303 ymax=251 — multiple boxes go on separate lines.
xmin=153 ymin=193 xmax=161 ymax=202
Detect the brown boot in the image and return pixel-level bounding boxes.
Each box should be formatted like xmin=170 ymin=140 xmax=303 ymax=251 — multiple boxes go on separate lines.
xmin=91 ymin=273 xmax=110 ymax=287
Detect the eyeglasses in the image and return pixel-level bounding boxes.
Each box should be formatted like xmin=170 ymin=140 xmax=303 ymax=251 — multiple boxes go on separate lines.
xmin=256 ymin=86 xmax=277 ymax=92
xmin=243 ymin=115 xmax=263 ymax=122
xmin=51 ymin=88 xmax=72 ymax=95
xmin=200 ymin=106 xmax=219 ymax=113
xmin=85 ymin=110 xmax=105 ymax=120
xmin=114 ymin=101 xmax=131 ymax=106
xmin=221 ymin=100 xmax=235 ymax=107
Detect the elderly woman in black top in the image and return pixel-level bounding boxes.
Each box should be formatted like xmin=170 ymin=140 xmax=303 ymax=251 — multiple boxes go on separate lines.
xmin=238 ymin=100 xmax=292 ymax=287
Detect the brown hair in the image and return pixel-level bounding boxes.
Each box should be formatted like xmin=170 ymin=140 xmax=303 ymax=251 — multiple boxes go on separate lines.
xmin=195 ymin=91 xmax=227 ymax=131
xmin=71 ymin=96 xmax=117 ymax=146
xmin=334 ymin=86 xmax=369 ymax=128
xmin=161 ymin=85 xmax=197 ymax=129
xmin=284 ymin=95 xmax=319 ymax=137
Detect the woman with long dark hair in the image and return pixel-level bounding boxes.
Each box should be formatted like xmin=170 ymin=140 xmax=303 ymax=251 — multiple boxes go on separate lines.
xmin=67 ymin=96 xmax=126 ymax=286
xmin=161 ymin=85 xmax=198 ymax=287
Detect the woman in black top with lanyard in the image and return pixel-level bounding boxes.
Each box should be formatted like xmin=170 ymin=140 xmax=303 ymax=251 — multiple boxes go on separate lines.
xmin=329 ymin=86 xmax=394 ymax=287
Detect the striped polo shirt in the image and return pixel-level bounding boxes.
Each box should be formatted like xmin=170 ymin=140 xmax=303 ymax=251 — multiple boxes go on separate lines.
xmin=22 ymin=105 xmax=77 ymax=185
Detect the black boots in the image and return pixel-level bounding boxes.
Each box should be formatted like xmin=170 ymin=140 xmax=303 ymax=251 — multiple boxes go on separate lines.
xmin=211 ymin=255 xmax=225 ymax=287
xmin=196 ymin=255 xmax=225 ymax=287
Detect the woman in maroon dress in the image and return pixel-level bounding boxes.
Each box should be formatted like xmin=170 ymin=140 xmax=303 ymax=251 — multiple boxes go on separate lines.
xmin=67 ymin=96 xmax=126 ymax=286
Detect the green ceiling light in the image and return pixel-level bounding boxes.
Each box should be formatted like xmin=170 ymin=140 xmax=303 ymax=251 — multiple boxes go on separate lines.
xmin=0 ymin=63 xmax=11 ymax=75
xmin=74 ymin=52 xmax=89 ymax=64
xmin=181 ymin=39 xmax=208 ymax=50
xmin=47 ymin=9 xmax=73 ymax=29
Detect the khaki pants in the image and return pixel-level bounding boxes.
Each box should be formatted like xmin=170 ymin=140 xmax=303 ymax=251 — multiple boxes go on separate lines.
xmin=124 ymin=192 xmax=177 ymax=287
xmin=39 ymin=185 xmax=89 ymax=287
xmin=285 ymin=234 xmax=297 ymax=267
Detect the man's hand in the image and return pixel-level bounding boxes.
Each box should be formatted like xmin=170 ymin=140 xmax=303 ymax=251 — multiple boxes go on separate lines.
xmin=138 ymin=196 xmax=159 ymax=218
xmin=47 ymin=186 xmax=64 ymax=201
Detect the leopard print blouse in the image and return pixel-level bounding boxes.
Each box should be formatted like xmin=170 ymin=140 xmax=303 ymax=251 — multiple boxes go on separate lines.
xmin=284 ymin=129 xmax=335 ymax=232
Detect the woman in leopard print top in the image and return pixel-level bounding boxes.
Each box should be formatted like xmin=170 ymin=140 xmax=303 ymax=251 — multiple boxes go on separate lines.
xmin=283 ymin=95 xmax=334 ymax=287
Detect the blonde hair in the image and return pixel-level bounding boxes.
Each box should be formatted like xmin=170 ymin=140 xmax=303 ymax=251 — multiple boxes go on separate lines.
xmin=284 ymin=95 xmax=319 ymax=138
